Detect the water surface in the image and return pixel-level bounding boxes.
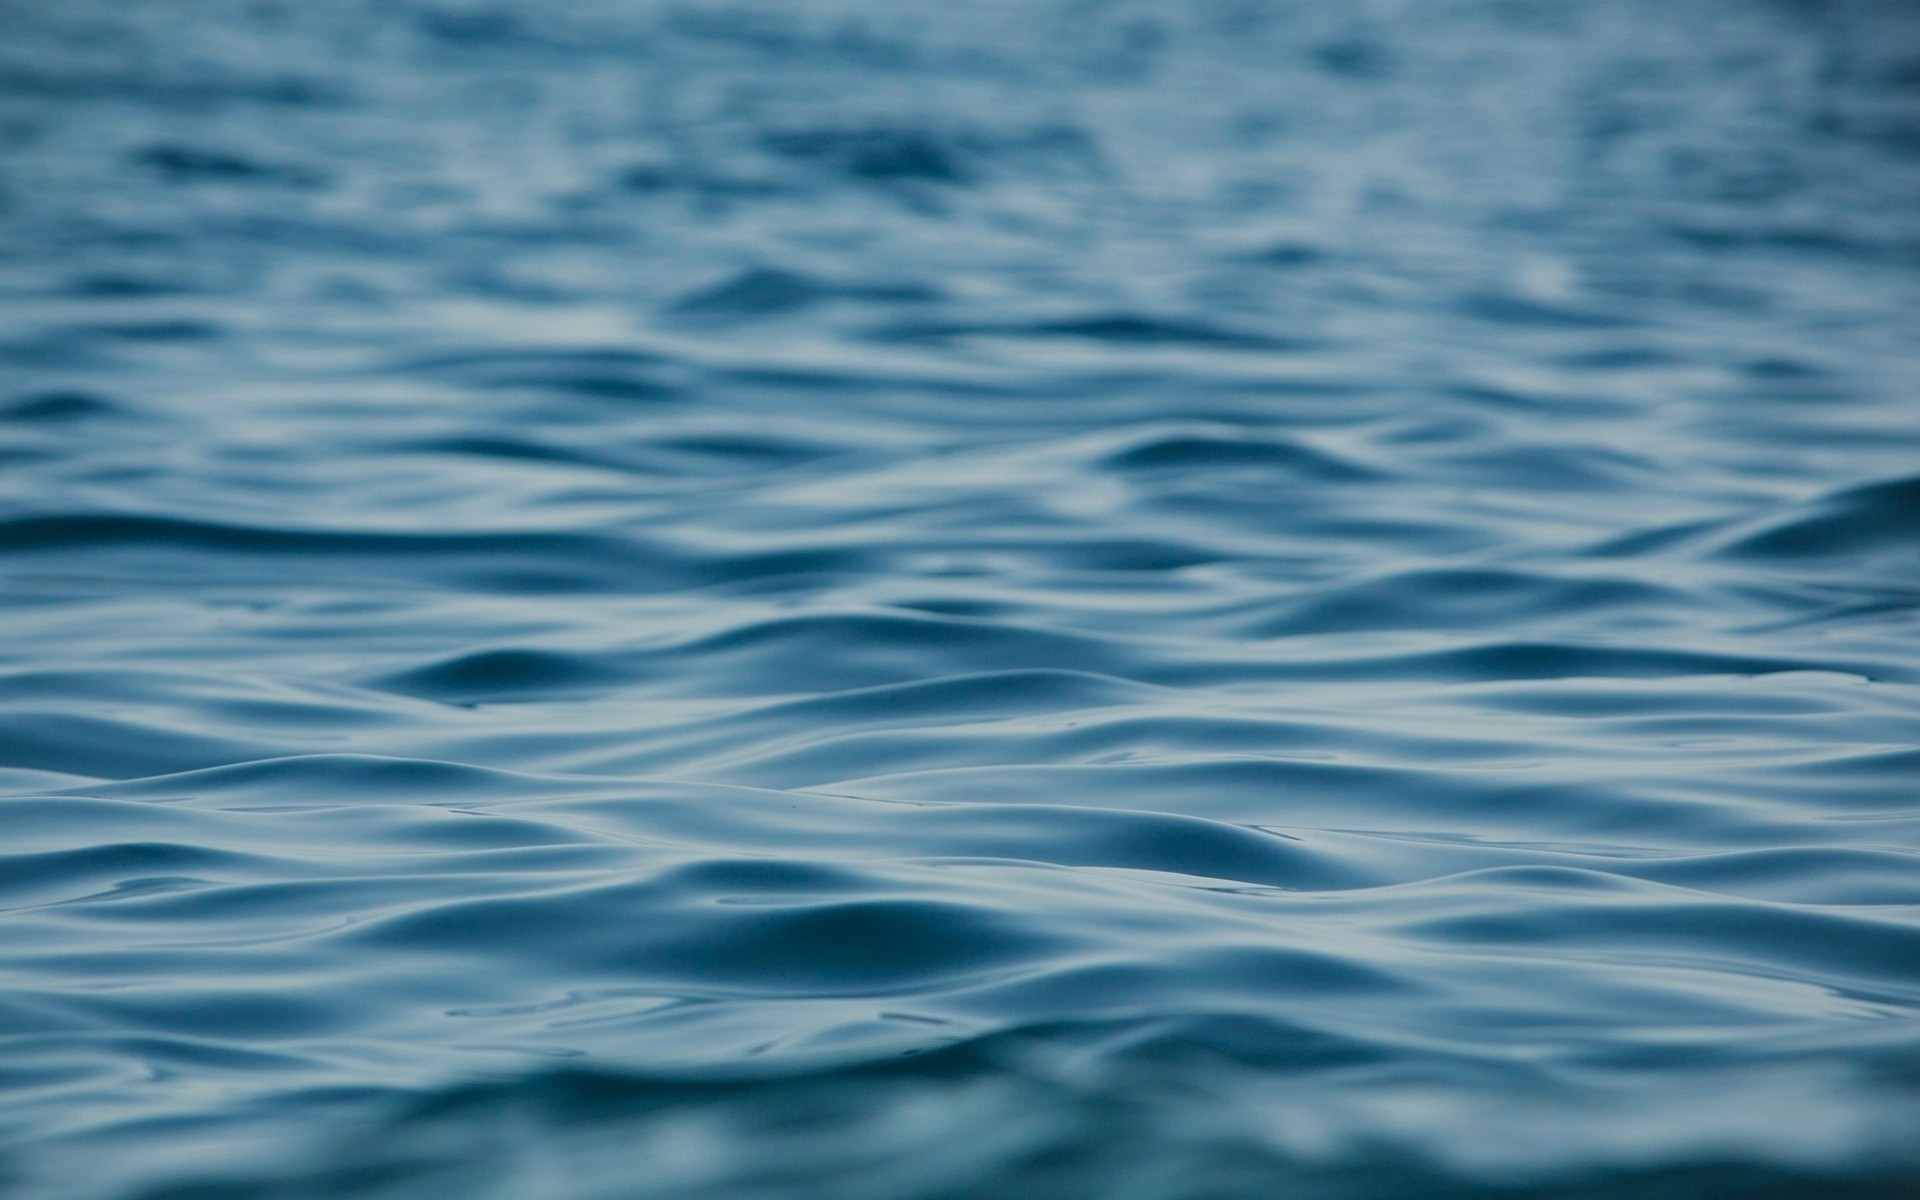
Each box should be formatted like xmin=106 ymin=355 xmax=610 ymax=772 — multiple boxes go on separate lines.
xmin=3 ymin=1 xmax=1920 ymax=1196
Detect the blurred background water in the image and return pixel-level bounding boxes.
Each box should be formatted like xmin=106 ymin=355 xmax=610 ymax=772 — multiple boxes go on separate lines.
xmin=2 ymin=1 xmax=1920 ymax=1196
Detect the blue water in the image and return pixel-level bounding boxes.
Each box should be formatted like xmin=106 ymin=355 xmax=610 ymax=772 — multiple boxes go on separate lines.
xmin=4 ymin=2 xmax=1920 ymax=1196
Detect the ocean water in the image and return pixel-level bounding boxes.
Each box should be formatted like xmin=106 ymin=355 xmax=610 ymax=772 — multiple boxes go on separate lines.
xmin=3 ymin=1 xmax=1920 ymax=1196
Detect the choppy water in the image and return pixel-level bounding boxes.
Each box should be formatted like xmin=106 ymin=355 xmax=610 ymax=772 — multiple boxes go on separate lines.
xmin=4 ymin=1 xmax=1920 ymax=1196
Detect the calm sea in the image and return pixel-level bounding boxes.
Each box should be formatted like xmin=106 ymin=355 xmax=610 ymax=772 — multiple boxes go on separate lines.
xmin=3 ymin=2 xmax=1919 ymax=1196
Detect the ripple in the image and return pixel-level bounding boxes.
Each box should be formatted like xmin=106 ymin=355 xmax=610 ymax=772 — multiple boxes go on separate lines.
xmin=4 ymin=0 xmax=1920 ymax=1196
xmin=1720 ymin=474 xmax=1920 ymax=569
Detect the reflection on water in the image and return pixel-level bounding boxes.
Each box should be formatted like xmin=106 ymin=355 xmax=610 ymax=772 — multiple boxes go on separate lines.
xmin=2 ymin=1 xmax=1919 ymax=1196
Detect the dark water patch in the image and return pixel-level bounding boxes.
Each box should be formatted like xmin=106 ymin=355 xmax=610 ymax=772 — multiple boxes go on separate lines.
xmin=887 ymin=312 xmax=1311 ymax=352
xmin=1375 ymin=640 xmax=1876 ymax=683
xmin=1245 ymin=241 xmax=1331 ymax=268
xmin=80 ymin=319 xmax=223 ymax=343
xmin=415 ymin=5 xmax=530 ymax=47
xmin=63 ymin=273 xmax=197 ymax=298
xmin=134 ymin=145 xmax=323 ymax=188
xmin=372 ymin=647 xmax=635 ymax=704
xmin=1247 ymin=568 xmax=1688 ymax=636
xmin=642 ymin=894 xmax=1058 ymax=992
xmin=0 ymin=841 xmax=254 ymax=909
xmin=670 ymin=267 xmax=941 ymax=321
xmin=389 ymin=433 xmax=607 ymax=468
xmin=340 ymin=878 xmax=1061 ymax=995
xmin=671 ymin=267 xmax=838 ymax=318
xmin=1665 ymin=221 xmax=1910 ymax=263
xmin=741 ymin=670 xmax=1160 ymax=728
xmin=760 ymin=127 xmax=974 ymax=185
xmin=634 ymin=610 xmax=1126 ymax=695
xmin=1741 ymin=354 xmax=1830 ymax=381
xmin=756 ymin=120 xmax=1103 ymax=190
xmin=1717 ymin=474 xmax=1920 ymax=567
xmin=1097 ymin=424 xmax=1376 ymax=480
xmin=1312 ymin=38 xmax=1396 ymax=80
xmin=0 ymin=391 xmax=125 ymax=423
xmin=0 ymin=514 xmax=676 ymax=593
xmin=647 ymin=431 xmax=845 ymax=468
xmin=1164 ymin=638 xmax=1884 ymax=687
xmin=613 ymin=161 xmax=796 ymax=199
xmin=0 ymin=714 xmax=275 ymax=779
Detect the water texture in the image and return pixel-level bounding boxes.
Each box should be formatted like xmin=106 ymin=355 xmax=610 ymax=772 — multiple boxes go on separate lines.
xmin=3 ymin=1 xmax=1920 ymax=1196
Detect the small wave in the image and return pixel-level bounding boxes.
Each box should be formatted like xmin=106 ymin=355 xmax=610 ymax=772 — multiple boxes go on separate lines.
xmin=1718 ymin=474 xmax=1920 ymax=569
xmin=1244 ymin=568 xmax=1688 ymax=636
xmin=1096 ymin=423 xmax=1376 ymax=480
xmin=371 ymin=647 xmax=634 ymax=705
xmin=875 ymin=313 xmax=1310 ymax=351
